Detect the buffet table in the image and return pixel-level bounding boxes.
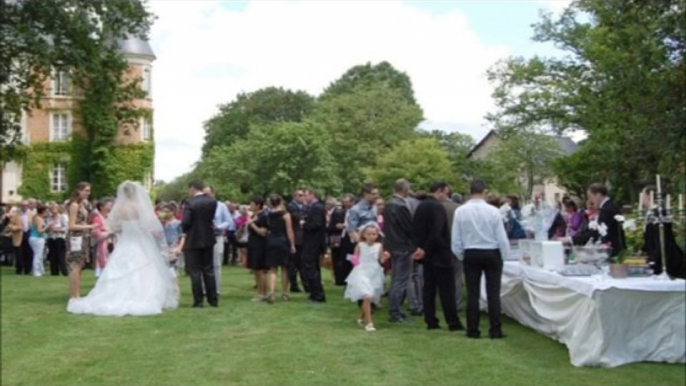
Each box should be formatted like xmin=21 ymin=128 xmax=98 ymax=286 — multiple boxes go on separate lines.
xmin=481 ymin=261 xmax=686 ymax=367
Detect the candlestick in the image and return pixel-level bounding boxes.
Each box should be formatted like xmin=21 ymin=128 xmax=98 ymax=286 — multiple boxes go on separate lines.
xmin=656 ymin=175 xmax=661 ymax=193
xmin=650 ymin=191 xmax=655 ymax=207
xmin=679 ymin=194 xmax=683 ymax=212
xmin=666 ymin=194 xmax=671 ymax=210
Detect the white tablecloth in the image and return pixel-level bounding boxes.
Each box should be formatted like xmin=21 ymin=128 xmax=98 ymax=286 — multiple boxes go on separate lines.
xmin=481 ymin=262 xmax=686 ymax=367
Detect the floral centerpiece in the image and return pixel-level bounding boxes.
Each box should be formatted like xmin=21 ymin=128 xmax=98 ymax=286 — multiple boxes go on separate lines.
xmin=607 ymin=215 xmax=646 ymax=278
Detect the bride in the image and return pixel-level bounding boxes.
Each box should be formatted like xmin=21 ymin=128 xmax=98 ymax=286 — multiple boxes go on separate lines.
xmin=67 ymin=181 xmax=178 ymax=316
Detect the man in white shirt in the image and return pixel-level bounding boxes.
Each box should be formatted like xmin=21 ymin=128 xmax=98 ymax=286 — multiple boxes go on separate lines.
xmin=452 ymin=180 xmax=509 ymax=339
xmin=203 ymin=187 xmax=234 ymax=295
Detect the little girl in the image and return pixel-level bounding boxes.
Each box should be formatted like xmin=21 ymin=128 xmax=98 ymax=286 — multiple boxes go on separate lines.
xmin=344 ymin=222 xmax=389 ymax=332
xmin=162 ymin=206 xmax=183 ymax=298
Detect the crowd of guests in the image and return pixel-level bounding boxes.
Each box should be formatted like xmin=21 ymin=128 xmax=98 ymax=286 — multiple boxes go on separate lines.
xmin=3 ymin=178 xmax=682 ymax=333
xmin=1 ymin=197 xmax=89 ymax=278
xmin=0 ymin=183 xmax=109 ymax=299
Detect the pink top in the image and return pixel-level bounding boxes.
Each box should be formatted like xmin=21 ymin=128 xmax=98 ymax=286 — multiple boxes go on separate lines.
xmin=235 ymin=215 xmax=249 ymax=228
xmin=90 ymin=211 xmax=110 ymax=269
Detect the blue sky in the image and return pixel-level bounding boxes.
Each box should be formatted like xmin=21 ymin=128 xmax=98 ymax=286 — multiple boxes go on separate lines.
xmin=406 ymin=1 xmax=563 ymax=57
xmin=149 ymin=0 xmax=571 ymax=181
xmin=216 ymin=0 xmax=563 ymax=57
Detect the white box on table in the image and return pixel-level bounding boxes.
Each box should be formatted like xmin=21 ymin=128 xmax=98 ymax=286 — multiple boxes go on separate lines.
xmin=506 ymin=241 xmax=522 ymax=261
xmin=519 ymin=239 xmax=533 ymax=265
xmin=530 ymin=241 xmax=565 ymax=270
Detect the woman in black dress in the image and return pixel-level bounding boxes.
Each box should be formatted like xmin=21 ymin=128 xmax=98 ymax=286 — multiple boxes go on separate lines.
xmin=265 ymin=195 xmax=296 ymax=303
xmin=247 ymin=197 xmax=269 ymax=302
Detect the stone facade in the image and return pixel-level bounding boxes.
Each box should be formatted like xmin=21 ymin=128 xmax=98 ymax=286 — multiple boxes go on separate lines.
xmin=1 ymin=37 xmax=155 ymax=203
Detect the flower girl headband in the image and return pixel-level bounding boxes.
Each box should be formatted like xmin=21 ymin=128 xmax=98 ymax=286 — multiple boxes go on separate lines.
xmin=358 ymin=222 xmax=385 ymax=239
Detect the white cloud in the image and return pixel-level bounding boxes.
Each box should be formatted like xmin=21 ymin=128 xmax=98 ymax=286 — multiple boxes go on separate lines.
xmin=148 ymin=0 xmax=512 ymax=181
xmin=537 ymin=0 xmax=574 ymax=14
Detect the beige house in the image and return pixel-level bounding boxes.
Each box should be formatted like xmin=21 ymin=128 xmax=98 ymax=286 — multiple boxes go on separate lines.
xmin=1 ymin=36 xmax=155 ymax=203
xmin=467 ymin=130 xmax=578 ymax=202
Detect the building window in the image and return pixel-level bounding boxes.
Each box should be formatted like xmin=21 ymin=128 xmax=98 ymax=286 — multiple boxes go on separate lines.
xmin=52 ymin=70 xmax=70 ymax=96
xmin=51 ymin=163 xmax=67 ymax=193
xmin=141 ymin=118 xmax=152 ymax=141
xmin=142 ymin=67 xmax=152 ymax=95
xmin=51 ymin=113 xmax=71 ymax=141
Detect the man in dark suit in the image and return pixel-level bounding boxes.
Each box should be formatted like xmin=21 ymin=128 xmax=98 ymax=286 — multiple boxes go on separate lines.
xmin=440 ymin=185 xmax=464 ymax=313
xmin=385 ymin=179 xmax=416 ymax=323
xmin=412 ymin=181 xmax=464 ymax=331
xmin=328 ymin=196 xmax=350 ymax=286
xmin=287 ymin=190 xmax=308 ymax=293
xmin=182 ymin=180 xmax=219 ymax=308
xmin=572 ymin=183 xmax=626 ymax=257
xmin=301 ymin=188 xmax=327 ymax=303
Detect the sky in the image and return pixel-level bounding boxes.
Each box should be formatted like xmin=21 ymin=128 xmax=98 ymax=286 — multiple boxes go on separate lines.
xmin=148 ymin=0 xmax=573 ymax=182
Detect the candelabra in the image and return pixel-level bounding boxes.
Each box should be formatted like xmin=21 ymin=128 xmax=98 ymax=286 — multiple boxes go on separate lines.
xmin=654 ymin=175 xmax=673 ymax=281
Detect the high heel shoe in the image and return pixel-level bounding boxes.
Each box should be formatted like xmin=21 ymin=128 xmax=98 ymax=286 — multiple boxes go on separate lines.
xmin=282 ymin=294 xmax=290 ymax=302
xmin=266 ymin=293 xmax=275 ymax=304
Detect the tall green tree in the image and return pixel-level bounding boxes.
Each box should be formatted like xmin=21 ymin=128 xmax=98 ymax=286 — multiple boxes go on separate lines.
xmin=367 ymin=138 xmax=457 ymax=197
xmin=313 ymin=85 xmax=423 ymax=193
xmin=201 ymin=87 xmax=315 ymax=157
xmin=487 ymin=0 xmax=685 ymax=200
xmin=197 ymin=120 xmax=341 ymax=202
xmin=320 ymin=61 xmax=417 ymax=106
xmin=418 ymin=130 xmax=476 ymax=184
xmin=1 ymin=0 xmax=154 ymax=164
xmin=550 ymin=139 xmax=609 ymax=198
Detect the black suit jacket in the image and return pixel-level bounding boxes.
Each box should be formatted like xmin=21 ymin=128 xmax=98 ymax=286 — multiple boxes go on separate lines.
xmin=287 ymin=201 xmax=304 ymax=246
xmin=573 ymin=198 xmax=625 ymax=256
xmin=412 ymin=197 xmax=454 ymax=268
xmin=327 ymin=207 xmax=346 ymax=235
xmin=182 ymin=194 xmax=218 ymax=250
xmin=302 ymin=200 xmax=326 ymax=255
xmin=384 ymin=195 xmax=415 ymax=252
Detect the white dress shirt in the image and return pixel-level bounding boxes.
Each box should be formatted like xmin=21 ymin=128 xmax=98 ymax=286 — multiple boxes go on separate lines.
xmin=451 ymin=198 xmax=510 ymax=261
xmin=213 ymin=201 xmax=233 ymax=233
xmin=21 ymin=211 xmax=30 ymax=232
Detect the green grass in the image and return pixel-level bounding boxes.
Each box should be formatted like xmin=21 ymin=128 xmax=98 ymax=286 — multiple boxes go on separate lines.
xmin=1 ymin=266 xmax=684 ymax=386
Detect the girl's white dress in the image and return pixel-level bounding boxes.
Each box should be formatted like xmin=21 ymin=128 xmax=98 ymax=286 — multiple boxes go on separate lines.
xmin=344 ymin=243 xmax=385 ymax=305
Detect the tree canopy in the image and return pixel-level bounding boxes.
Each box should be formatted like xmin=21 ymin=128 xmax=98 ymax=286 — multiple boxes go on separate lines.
xmin=160 ymin=61 xmax=430 ymax=201
xmin=312 ymin=84 xmax=423 ymax=193
xmin=197 ymin=121 xmax=340 ymax=202
xmin=1 ymin=0 xmax=155 ymax=164
xmin=320 ymin=61 xmax=418 ymax=106
xmin=487 ymin=0 xmax=685 ymax=200
xmin=367 ymin=138 xmax=456 ymax=197
xmin=201 ymin=87 xmax=315 ymax=157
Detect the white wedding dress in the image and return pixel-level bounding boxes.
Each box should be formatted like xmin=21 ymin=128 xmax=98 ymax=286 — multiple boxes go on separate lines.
xmin=67 ymin=181 xmax=178 ymax=316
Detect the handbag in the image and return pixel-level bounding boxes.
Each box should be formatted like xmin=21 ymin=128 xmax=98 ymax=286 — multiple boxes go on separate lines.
xmin=328 ymin=234 xmax=341 ymax=248
xmin=236 ymin=226 xmax=248 ymax=243
xmin=347 ymin=254 xmax=360 ymax=267
xmin=69 ymin=236 xmax=83 ymax=252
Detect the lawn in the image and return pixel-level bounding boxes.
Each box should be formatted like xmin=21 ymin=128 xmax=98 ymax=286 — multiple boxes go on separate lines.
xmin=1 ymin=266 xmax=684 ymax=386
